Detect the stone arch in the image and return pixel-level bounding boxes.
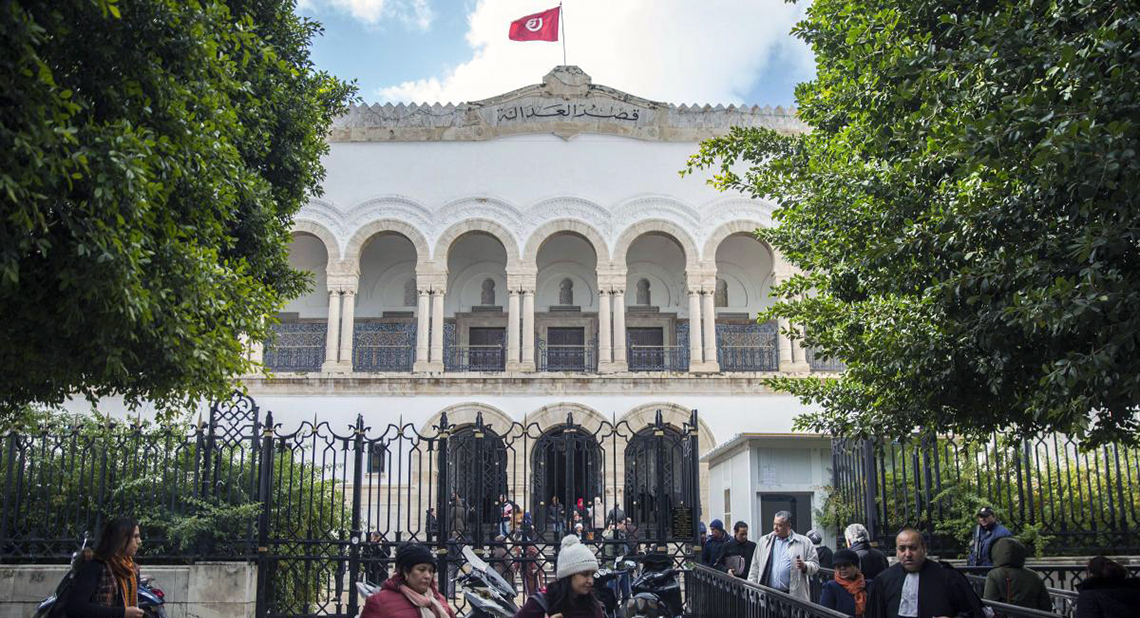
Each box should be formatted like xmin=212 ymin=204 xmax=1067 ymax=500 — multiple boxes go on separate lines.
xmin=523 ymin=219 xmax=611 ymax=266
xmin=433 ymin=219 xmax=523 ymax=269
xmin=618 ymin=403 xmax=717 ymax=454
xmin=422 ymin=402 xmax=516 ymax=436
xmin=291 ymin=220 xmax=341 ymax=263
xmin=525 ymin=402 xmax=609 ymax=435
xmin=701 ymin=219 xmax=773 ymax=264
xmin=612 ymin=219 xmax=700 ymax=272
xmin=343 ymin=219 xmax=431 ymax=274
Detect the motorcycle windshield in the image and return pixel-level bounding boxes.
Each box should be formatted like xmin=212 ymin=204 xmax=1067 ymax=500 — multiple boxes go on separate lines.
xmin=460 ymin=546 xmax=516 ymax=598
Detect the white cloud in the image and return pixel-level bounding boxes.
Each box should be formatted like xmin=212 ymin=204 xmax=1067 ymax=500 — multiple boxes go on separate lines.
xmin=375 ymin=0 xmax=813 ymax=104
xmin=299 ymin=0 xmax=434 ymax=30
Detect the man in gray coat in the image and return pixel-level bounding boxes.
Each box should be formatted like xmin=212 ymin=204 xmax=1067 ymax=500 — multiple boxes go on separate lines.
xmin=748 ymin=510 xmax=820 ymax=601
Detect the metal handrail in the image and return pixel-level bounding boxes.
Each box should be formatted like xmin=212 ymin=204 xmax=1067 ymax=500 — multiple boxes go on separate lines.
xmin=687 ymin=564 xmax=849 ymax=618
xmin=447 ymin=344 xmax=505 ymax=372
xmin=627 ymin=344 xmax=688 ymax=372
xmin=536 ymin=340 xmax=597 ymax=372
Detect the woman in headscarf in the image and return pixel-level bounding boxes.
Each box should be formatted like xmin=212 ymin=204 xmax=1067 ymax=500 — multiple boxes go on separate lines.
xmin=361 ymin=543 xmax=456 ymax=618
xmin=514 ymin=535 xmax=603 ymax=618
xmin=67 ymin=517 xmax=145 ymax=618
xmin=820 ymin=549 xmax=871 ymax=618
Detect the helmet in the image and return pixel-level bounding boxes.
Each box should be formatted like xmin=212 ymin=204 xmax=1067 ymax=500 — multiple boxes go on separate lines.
xmin=626 ymin=593 xmax=670 ymax=618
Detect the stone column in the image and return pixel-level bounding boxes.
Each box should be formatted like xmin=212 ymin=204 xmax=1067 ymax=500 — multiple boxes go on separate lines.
xmin=520 ymin=289 xmax=536 ymax=371
xmin=701 ymin=290 xmax=719 ymax=371
xmin=612 ymin=289 xmax=627 ymax=370
xmin=777 ymin=316 xmax=795 ymax=371
xmin=687 ymin=289 xmax=704 ymax=367
xmin=597 ymin=290 xmax=612 ymax=368
xmin=321 ymin=290 xmax=342 ymax=373
xmin=414 ymin=289 xmax=430 ymax=371
xmin=791 ymin=322 xmax=807 ymax=364
xmin=506 ymin=289 xmax=521 ymax=369
xmin=429 ymin=289 xmax=445 ymax=370
xmin=338 ymin=290 xmax=356 ymax=370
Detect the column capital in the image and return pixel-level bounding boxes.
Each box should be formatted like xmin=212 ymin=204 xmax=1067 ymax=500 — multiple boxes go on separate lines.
xmin=599 ymin=288 xmax=611 ymax=297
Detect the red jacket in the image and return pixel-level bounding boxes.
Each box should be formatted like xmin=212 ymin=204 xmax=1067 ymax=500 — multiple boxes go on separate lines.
xmin=360 ymin=575 xmax=456 ymax=618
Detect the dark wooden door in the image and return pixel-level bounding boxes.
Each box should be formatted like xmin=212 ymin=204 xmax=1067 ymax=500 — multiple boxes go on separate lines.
xmin=468 ymin=327 xmax=505 ymax=370
xmin=628 ymin=327 xmax=664 ymax=369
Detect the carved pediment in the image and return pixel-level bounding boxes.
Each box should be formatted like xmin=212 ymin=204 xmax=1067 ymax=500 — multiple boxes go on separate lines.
xmin=330 ymin=66 xmax=808 ymax=143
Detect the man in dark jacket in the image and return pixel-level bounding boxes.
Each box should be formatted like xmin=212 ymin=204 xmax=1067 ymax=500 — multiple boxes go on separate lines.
xmin=845 ymin=523 xmax=890 ymax=580
xmin=701 ymin=519 xmax=728 ymax=566
xmin=868 ymin=528 xmax=985 ymax=618
xmin=809 ymin=529 xmax=834 ymax=569
xmin=1076 ymin=556 xmax=1140 ymax=618
xmin=983 ymin=537 xmax=1052 ymax=611
xmin=967 ymin=506 xmax=1013 ymax=567
xmin=714 ymin=521 xmax=757 ymax=577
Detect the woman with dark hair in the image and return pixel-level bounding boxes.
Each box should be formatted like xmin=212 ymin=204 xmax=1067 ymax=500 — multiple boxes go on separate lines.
xmin=1075 ymin=556 xmax=1140 ymax=618
xmin=514 ymin=535 xmax=602 ymax=618
xmin=66 ymin=517 xmax=144 ymax=618
xmin=361 ymin=543 xmax=456 ymax=618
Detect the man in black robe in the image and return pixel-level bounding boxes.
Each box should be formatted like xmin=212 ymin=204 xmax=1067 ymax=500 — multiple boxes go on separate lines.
xmin=869 ymin=528 xmax=985 ymax=618
xmin=715 ymin=521 xmax=757 ymax=577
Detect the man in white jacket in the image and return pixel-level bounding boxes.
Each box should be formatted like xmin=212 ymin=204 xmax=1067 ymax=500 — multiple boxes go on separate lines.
xmin=747 ymin=510 xmax=820 ymax=601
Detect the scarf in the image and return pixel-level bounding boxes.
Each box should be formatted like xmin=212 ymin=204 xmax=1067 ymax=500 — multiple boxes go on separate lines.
xmin=108 ymin=555 xmax=138 ymax=609
xmin=835 ymin=571 xmax=867 ymax=617
xmin=398 ymin=584 xmax=451 ymax=618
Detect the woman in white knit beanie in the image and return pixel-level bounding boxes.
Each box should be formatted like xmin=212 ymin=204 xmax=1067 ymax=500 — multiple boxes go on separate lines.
xmin=513 ymin=535 xmax=602 ymax=618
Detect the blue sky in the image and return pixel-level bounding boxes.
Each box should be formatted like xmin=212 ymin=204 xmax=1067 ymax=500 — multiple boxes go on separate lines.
xmin=297 ymin=1 xmax=816 ymax=107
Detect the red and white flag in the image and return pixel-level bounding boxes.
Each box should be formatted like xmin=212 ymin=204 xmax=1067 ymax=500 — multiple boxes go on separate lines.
xmin=509 ymin=6 xmax=560 ymax=42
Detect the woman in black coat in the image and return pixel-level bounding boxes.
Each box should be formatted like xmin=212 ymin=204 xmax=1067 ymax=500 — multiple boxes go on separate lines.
xmin=67 ymin=517 xmax=145 ymax=618
xmin=1076 ymin=556 xmax=1140 ymax=618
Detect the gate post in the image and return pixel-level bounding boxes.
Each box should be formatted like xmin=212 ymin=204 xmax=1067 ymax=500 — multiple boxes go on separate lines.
xmin=563 ymin=412 xmax=575 ymax=537
xmin=688 ymin=410 xmax=701 ymax=557
xmin=255 ymin=411 xmax=275 ymax=618
xmin=653 ymin=410 xmax=667 ymax=551
xmin=435 ymin=413 xmax=452 ymax=597
xmin=347 ymin=414 xmax=365 ymax=618
xmin=473 ymin=412 xmax=486 ymax=552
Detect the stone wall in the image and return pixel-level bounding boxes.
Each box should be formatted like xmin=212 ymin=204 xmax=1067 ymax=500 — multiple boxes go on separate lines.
xmin=0 ymin=562 xmax=255 ymax=618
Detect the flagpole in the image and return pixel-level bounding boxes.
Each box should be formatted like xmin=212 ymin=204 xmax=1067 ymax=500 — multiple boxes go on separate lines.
xmin=560 ymin=2 xmax=567 ymax=65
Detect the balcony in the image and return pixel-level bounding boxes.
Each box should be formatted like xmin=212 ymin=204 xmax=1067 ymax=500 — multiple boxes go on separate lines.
xmin=628 ymin=345 xmax=689 ymax=372
xmin=264 ymin=322 xmax=326 ymax=372
xmin=353 ymin=322 xmax=415 ymax=372
xmin=716 ymin=323 xmax=779 ymax=372
xmin=445 ymin=344 xmax=506 ymax=372
xmin=807 ymin=347 xmax=845 ymax=372
xmin=536 ymin=340 xmax=597 ymax=372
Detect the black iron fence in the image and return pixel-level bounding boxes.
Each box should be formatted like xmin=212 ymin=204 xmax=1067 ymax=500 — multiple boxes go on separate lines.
xmin=264 ymin=322 xmax=326 ymax=372
xmin=628 ymin=345 xmax=689 ymax=372
xmin=445 ymin=344 xmax=505 ymax=372
xmin=0 ymin=394 xmax=701 ymax=618
xmin=536 ymin=340 xmax=597 ymax=372
xmin=831 ymin=434 xmax=1140 ymax=556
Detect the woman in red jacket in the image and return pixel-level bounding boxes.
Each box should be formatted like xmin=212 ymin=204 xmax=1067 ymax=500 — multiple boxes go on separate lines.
xmin=361 ymin=543 xmax=456 ymax=618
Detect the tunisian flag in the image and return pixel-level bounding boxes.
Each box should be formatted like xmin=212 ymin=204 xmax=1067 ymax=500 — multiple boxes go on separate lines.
xmin=509 ymin=6 xmax=560 ymax=42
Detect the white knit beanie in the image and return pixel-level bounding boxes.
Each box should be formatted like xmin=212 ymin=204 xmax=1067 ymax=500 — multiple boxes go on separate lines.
xmin=555 ymin=534 xmax=599 ymax=579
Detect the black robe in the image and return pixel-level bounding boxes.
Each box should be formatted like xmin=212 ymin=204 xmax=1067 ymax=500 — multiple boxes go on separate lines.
xmin=868 ymin=561 xmax=984 ymax=618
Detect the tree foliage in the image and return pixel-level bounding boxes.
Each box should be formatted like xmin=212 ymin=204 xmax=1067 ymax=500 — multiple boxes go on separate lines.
xmin=685 ymin=0 xmax=1140 ymax=446
xmin=0 ymin=0 xmax=355 ymax=418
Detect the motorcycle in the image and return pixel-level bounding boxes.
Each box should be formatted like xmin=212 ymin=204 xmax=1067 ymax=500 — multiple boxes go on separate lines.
xmin=594 ymin=555 xmax=636 ymax=618
xmin=35 ymin=534 xmax=167 ymax=618
xmin=624 ymin=553 xmax=682 ymax=618
xmin=456 ymin=545 xmax=519 ymax=618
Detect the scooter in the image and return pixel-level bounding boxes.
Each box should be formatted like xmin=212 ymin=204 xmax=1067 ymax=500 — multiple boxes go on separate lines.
xmin=624 ymin=553 xmax=682 ymax=618
xmin=34 ymin=534 xmax=167 ymax=618
xmin=594 ymin=555 xmax=637 ymax=618
xmin=456 ymin=546 xmax=519 ymax=618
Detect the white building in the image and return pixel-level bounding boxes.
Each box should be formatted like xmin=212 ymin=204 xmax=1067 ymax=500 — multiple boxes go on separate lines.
xmin=246 ymin=67 xmax=837 ymax=542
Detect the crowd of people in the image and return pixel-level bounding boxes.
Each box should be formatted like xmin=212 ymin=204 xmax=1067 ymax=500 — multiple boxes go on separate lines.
xmin=64 ymin=505 xmax=1138 ymax=618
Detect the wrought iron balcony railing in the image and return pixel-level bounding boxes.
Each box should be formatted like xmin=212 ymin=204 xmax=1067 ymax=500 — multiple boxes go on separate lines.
xmin=806 ymin=347 xmax=846 ymax=371
xmin=263 ymin=322 xmax=326 ymax=372
xmin=718 ymin=344 xmax=779 ymax=371
xmin=353 ymin=322 xmax=415 ymax=372
xmin=536 ymin=340 xmax=597 ymax=372
xmin=446 ymin=344 xmax=505 ymax=372
xmin=627 ymin=345 xmax=689 ymax=372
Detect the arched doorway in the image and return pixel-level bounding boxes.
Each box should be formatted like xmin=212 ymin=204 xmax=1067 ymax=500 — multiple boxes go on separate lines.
xmin=447 ymin=425 xmax=508 ymax=542
xmin=624 ymin=425 xmax=689 ymax=538
xmin=530 ymin=425 xmax=603 ymax=534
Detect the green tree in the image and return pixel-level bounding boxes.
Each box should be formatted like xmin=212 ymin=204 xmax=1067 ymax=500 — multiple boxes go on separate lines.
xmin=685 ymin=0 xmax=1140 ymax=446
xmin=0 ymin=0 xmax=355 ymax=419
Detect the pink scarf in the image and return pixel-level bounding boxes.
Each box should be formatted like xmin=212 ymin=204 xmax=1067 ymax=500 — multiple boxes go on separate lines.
xmin=398 ymin=584 xmax=451 ymax=618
